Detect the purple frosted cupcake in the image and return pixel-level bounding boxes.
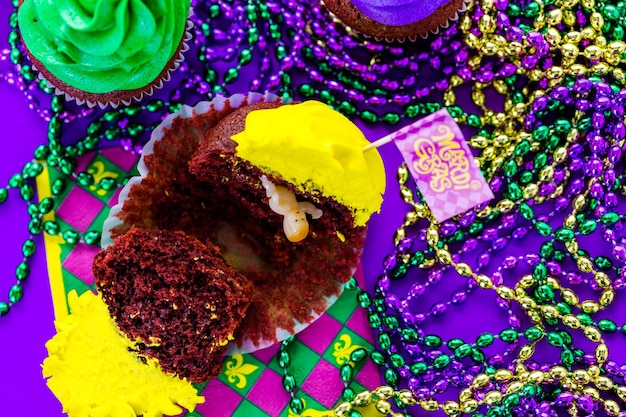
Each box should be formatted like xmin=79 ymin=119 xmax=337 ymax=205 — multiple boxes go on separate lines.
xmin=323 ymin=0 xmax=469 ymax=41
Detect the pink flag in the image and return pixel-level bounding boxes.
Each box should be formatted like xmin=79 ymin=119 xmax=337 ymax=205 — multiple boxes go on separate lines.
xmin=389 ymin=109 xmax=494 ymax=222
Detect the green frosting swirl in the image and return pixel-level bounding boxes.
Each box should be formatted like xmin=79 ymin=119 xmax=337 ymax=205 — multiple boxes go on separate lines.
xmin=18 ymin=0 xmax=190 ymax=94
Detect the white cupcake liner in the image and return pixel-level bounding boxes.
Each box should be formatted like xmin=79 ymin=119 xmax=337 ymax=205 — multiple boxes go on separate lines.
xmin=35 ymin=11 xmax=194 ymax=109
xmin=101 ymin=92 xmax=352 ymax=355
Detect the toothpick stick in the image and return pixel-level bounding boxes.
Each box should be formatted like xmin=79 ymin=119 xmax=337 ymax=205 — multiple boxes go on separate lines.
xmin=363 ymin=134 xmax=393 ymax=151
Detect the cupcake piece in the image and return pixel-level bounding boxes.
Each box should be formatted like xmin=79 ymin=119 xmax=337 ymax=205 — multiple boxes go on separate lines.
xmin=101 ymin=93 xmax=386 ymax=352
xmin=17 ymin=0 xmax=192 ymax=108
xmin=94 ymin=226 xmax=253 ymax=383
xmin=42 ymin=290 xmax=204 ymax=417
xmin=323 ymin=0 xmax=469 ymax=41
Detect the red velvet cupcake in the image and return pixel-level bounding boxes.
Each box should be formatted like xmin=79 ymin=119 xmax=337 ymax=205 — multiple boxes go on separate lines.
xmin=100 ymin=93 xmax=386 ymax=354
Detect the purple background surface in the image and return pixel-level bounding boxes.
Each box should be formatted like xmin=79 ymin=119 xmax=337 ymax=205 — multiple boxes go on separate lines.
xmin=0 ymin=3 xmax=62 ymax=413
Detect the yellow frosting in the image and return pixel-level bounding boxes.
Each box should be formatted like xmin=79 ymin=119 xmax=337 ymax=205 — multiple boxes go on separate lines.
xmin=231 ymin=101 xmax=386 ymax=226
xmin=42 ymin=290 xmax=204 ymax=417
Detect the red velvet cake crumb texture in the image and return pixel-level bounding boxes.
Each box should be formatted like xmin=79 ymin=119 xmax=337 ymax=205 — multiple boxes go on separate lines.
xmin=94 ymin=226 xmax=253 ymax=383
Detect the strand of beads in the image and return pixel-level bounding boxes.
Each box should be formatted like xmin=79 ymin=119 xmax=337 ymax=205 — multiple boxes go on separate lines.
xmin=274 ymin=278 xmax=371 ymax=415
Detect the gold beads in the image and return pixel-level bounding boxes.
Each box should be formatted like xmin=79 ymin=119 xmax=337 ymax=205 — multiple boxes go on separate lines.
xmin=455 ymin=263 xmax=473 ymax=277
xmin=484 ymin=391 xmax=502 ymax=405
xmin=475 ymin=274 xmax=494 ymax=289
xmin=595 ymin=343 xmax=609 ymax=363
xmin=396 ymin=390 xmax=416 ymax=406
xmin=583 ymin=326 xmax=602 ymax=342
xmin=420 ymin=399 xmax=439 ymax=412
xmin=549 ymin=366 xmax=568 ymax=380
xmin=460 ymin=400 xmax=478 ymax=414
xmin=518 ymin=344 xmax=535 ymax=361
xmin=496 ymin=286 xmax=515 ymax=300
xmin=375 ymin=399 xmax=392 ymax=415
xmin=471 ymin=374 xmax=491 ymax=388
xmin=494 ymin=369 xmax=514 ymax=381
xmin=354 ymin=391 xmax=372 ymax=407
xmin=600 ymin=289 xmax=615 ymax=306
xmin=604 ymin=400 xmax=621 ymax=416
xmin=374 ymin=386 xmax=394 ymax=399
xmin=581 ymin=300 xmax=600 ymax=314
xmin=442 ymin=401 xmax=460 ymax=416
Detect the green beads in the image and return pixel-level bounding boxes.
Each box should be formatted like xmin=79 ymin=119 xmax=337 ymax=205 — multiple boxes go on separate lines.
xmin=602 ymin=3 xmax=621 ymax=20
xmin=9 ymin=284 xmax=23 ymax=303
xmin=433 ymin=354 xmax=450 ymax=369
xmin=503 ymin=159 xmax=518 ymax=177
xmin=289 ymin=397 xmax=304 ymax=414
xmin=22 ymin=239 xmax=35 ymax=258
xmin=282 ymin=374 xmax=296 ymax=392
xmin=601 ymin=212 xmax=620 ymax=225
xmin=554 ymin=227 xmax=575 ymax=242
xmin=476 ymin=333 xmax=495 ymax=347
xmin=384 ymin=368 xmax=398 ymax=385
xmin=277 ymin=349 xmax=290 ymax=368
xmin=51 ymin=178 xmax=67 ymax=195
xmin=594 ymin=256 xmax=613 ymax=270
xmin=342 ymin=386 xmax=356 ymax=402
xmin=63 ymin=230 xmax=80 ymax=245
xmin=455 ymin=343 xmax=473 ymax=358
xmin=0 ymin=302 xmax=9 ymax=316
xmin=534 ymin=284 xmax=554 ymax=302
xmin=360 ymin=110 xmax=378 ymax=123
xmin=546 ymin=332 xmax=564 ymax=347
xmin=447 ymin=338 xmax=464 ymax=350
xmin=535 ymin=221 xmax=552 ymax=236
xmin=224 ymin=68 xmax=239 ymax=84
xmin=28 ymin=218 xmax=43 ymax=234
xmin=410 ymin=361 xmax=428 ymax=375
xmin=16 ymin=262 xmax=29 ymax=281
xmin=499 ymin=329 xmax=518 ymax=343
xmin=370 ymin=351 xmax=385 ymax=365
xmin=357 ymin=292 xmax=372 ymax=308
xmin=378 ymin=332 xmax=391 ymax=350
xmin=401 ymin=328 xmax=418 ymax=342
xmin=519 ymin=203 xmax=534 ymax=220
xmin=598 ymin=319 xmax=617 ymax=333
xmin=424 ymin=335 xmax=443 ymax=347
xmin=389 ymin=353 xmax=405 ymax=368
xmin=578 ymin=220 xmax=597 ymax=235
xmin=350 ymin=348 xmax=368 ymax=363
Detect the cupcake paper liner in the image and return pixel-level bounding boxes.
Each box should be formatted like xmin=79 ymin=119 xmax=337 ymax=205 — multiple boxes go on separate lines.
xmin=102 ymin=92 xmax=359 ymax=355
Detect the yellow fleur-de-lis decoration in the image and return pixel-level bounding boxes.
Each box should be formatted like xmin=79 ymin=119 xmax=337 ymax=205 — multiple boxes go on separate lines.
xmin=87 ymin=161 xmax=119 ymax=196
xmin=332 ymin=334 xmax=365 ymax=365
xmin=224 ymin=354 xmax=259 ymax=389
xmin=287 ymin=398 xmax=333 ymax=417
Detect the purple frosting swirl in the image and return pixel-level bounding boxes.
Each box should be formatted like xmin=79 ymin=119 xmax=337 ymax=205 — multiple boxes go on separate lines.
xmin=351 ymin=0 xmax=452 ymax=26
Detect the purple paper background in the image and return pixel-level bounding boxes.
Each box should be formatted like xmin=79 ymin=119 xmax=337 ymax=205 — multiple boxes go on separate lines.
xmin=0 ymin=3 xmax=61 ymax=413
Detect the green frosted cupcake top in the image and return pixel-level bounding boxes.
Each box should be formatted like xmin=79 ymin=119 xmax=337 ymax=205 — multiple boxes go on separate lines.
xmin=18 ymin=0 xmax=190 ymax=94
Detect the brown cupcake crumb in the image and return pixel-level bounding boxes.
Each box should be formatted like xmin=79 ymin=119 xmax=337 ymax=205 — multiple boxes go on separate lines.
xmin=94 ymin=226 xmax=253 ymax=383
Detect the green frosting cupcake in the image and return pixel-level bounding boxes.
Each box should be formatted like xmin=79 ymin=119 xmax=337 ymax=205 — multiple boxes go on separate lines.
xmin=18 ymin=0 xmax=191 ymax=95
